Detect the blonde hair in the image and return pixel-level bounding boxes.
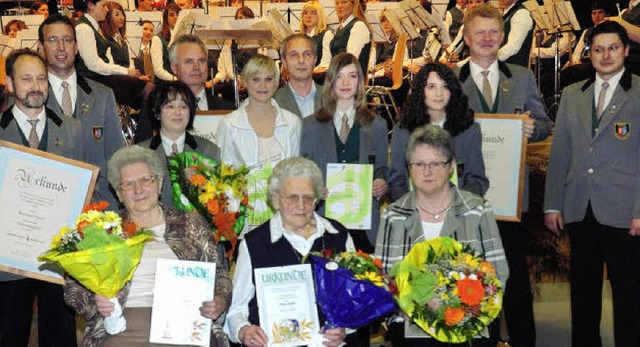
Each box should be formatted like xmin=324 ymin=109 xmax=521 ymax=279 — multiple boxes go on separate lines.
xmin=300 ymin=1 xmax=327 ymax=34
xmin=462 ymin=4 xmax=503 ymax=36
xmin=241 ymin=54 xmax=280 ymax=82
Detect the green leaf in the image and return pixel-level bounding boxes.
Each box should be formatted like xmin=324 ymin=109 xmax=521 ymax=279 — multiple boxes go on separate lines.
xmin=76 ymin=224 xmax=121 ymax=250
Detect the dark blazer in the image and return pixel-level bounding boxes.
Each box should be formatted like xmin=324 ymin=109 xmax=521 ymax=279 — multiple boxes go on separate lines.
xmin=458 ymin=61 xmax=553 ymax=210
xmin=205 ymin=86 xmax=235 ymax=111
xmin=544 ymin=70 xmax=640 ymax=229
xmin=273 ymin=82 xmax=324 ymax=118
xmin=139 ymin=133 xmax=220 ymax=208
xmin=0 ymin=106 xmax=83 ymax=161
xmin=47 ymin=75 xmax=124 ymax=208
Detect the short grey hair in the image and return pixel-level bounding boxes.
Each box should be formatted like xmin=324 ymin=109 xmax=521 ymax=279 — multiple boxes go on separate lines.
xmin=241 ymin=54 xmax=280 ymax=82
xmin=107 ymin=146 xmax=165 ymax=189
xmin=168 ymin=34 xmax=206 ymax=65
xmin=405 ymin=125 xmax=455 ymax=163
xmin=280 ymin=33 xmax=316 ymax=58
xmin=267 ymin=157 xmax=324 ymax=203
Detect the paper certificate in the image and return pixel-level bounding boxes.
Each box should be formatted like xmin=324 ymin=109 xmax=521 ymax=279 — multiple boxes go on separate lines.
xmin=0 ymin=141 xmax=98 ymax=283
xmin=325 ymin=163 xmax=373 ymax=230
xmin=254 ymin=264 xmax=321 ymax=346
xmin=150 ymin=258 xmax=216 ymax=346
xmin=475 ymin=115 xmax=527 ymax=221
xmin=190 ymin=110 xmax=231 ymax=146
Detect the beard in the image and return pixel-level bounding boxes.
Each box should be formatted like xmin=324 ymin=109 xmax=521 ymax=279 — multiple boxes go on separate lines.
xmin=16 ymin=91 xmax=47 ymax=109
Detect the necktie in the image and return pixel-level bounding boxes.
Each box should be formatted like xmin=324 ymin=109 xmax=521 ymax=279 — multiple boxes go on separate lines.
xmin=61 ymin=81 xmax=73 ymax=116
xmin=596 ymin=81 xmax=609 ymax=118
xmin=339 ymin=114 xmax=350 ymax=144
xmin=481 ymin=70 xmax=493 ymax=109
xmin=171 ymin=142 xmax=179 ymax=155
xmin=28 ymin=119 xmax=39 ymax=149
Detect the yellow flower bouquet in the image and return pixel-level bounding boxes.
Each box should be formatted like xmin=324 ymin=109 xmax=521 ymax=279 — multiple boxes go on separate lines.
xmin=391 ymin=237 xmax=503 ymax=343
xmin=38 ymin=201 xmax=153 ymax=334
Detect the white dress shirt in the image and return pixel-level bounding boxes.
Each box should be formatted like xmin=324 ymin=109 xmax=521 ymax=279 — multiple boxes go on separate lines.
xmin=595 ymin=67 xmax=625 ymax=114
xmin=469 ymin=59 xmax=499 ymax=105
xmin=150 ymin=35 xmax=176 ymax=81
xmin=13 ymin=106 xmax=46 ymax=141
xmin=76 ymin=14 xmax=129 ymax=76
xmin=289 ymin=82 xmax=316 ymax=118
xmin=571 ymin=29 xmax=589 ymax=65
xmin=333 ymin=106 xmax=356 ymax=135
xmin=161 ymin=132 xmax=186 ymax=156
xmin=195 ymin=87 xmax=208 ymax=110
xmin=48 ymin=72 xmax=78 ymax=114
xmin=497 ymin=4 xmax=534 ymax=62
xmin=339 ymin=15 xmax=371 ymax=59
xmin=224 ymin=212 xmax=355 ymax=343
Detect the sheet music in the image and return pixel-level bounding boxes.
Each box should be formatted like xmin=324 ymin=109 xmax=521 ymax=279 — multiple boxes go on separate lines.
xmin=126 ymin=11 xmax=163 ymax=35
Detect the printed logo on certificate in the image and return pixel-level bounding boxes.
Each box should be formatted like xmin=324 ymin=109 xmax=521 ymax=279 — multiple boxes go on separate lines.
xmin=254 ymin=264 xmax=322 ymax=346
xmin=150 ymin=258 xmax=216 ymax=346
xmin=325 ymin=163 xmax=373 ymax=230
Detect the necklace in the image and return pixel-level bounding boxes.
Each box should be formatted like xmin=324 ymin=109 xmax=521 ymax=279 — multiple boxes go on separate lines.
xmin=132 ymin=206 xmax=164 ymax=228
xmin=417 ymin=204 xmax=450 ymax=220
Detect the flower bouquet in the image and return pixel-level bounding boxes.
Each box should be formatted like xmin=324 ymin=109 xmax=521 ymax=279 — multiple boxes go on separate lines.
xmin=168 ymin=151 xmax=249 ymax=259
xmin=38 ymin=201 xmax=154 ymax=335
xmin=309 ymin=250 xmax=397 ymax=328
xmin=391 ymin=236 xmax=503 ymax=343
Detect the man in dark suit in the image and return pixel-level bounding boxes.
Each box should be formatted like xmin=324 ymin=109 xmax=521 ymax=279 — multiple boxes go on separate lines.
xmin=39 ymin=14 xmax=124 ymax=210
xmin=274 ymin=34 xmax=324 ymax=118
xmin=135 ymin=34 xmax=235 ymax=143
xmin=0 ymin=49 xmax=82 ymax=347
xmin=458 ymin=5 xmax=553 ymax=347
xmin=544 ymin=21 xmax=640 ymax=347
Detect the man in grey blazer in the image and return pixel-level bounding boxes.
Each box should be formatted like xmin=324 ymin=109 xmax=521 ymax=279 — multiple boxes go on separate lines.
xmin=39 ymin=14 xmax=125 ymax=210
xmin=544 ymin=21 xmax=640 ymax=347
xmin=0 ymin=49 xmax=81 ymax=347
xmin=457 ymin=5 xmax=553 ymax=347
xmin=274 ymin=34 xmax=324 ymax=118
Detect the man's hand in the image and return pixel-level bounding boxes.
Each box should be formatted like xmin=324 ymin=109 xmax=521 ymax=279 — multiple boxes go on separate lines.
xmin=522 ymin=111 xmax=535 ymax=139
xmin=629 ymin=218 xmax=640 ymax=236
xmin=544 ymin=212 xmax=564 ymax=236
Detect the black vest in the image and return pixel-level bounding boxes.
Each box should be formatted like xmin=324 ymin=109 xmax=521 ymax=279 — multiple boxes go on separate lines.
xmin=330 ymin=18 xmax=372 ymax=74
xmin=108 ymin=36 xmax=130 ymax=68
xmin=448 ymin=6 xmax=464 ymax=39
xmin=75 ymin=16 xmax=110 ymax=79
xmin=375 ymin=41 xmax=395 ymax=65
xmin=311 ymin=29 xmax=329 ymax=67
xmin=244 ymin=219 xmax=351 ymax=326
xmin=502 ymin=4 xmax=533 ymax=67
xmin=153 ymin=34 xmax=172 ymax=84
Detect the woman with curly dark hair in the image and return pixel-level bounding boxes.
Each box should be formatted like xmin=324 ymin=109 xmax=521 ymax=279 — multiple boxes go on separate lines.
xmin=388 ymin=62 xmax=488 ymax=201
xmin=300 ymin=52 xmax=388 ymax=252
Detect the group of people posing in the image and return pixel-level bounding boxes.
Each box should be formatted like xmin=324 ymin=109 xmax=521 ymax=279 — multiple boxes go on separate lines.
xmin=0 ymin=1 xmax=639 ymax=347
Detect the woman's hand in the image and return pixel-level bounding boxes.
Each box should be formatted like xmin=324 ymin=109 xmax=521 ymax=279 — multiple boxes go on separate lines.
xmin=321 ymin=327 xmax=346 ymax=346
xmin=127 ymin=68 xmax=140 ymax=77
xmin=199 ymin=295 xmax=224 ymax=320
xmin=94 ymin=294 xmax=114 ymax=318
xmin=239 ymin=324 xmax=269 ymax=346
xmin=372 ymin=178 xmax=388 ymax=199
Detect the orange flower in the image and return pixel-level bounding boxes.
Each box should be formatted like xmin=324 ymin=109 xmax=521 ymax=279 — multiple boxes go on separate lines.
xmin=206 ymin=199 xmax=221 ymax=215
xmin=457 ymin=278 xmax=485 ymax=306
xmin=122 ymin=221 xmax=138 ymax=238
xmin=444 ymin=307 xmax=465 ymax=326
xmin=82 ymin=201 xmax=109 ymax=213
xmin=373 ymin=258 xmax=383 ymax=269
xmin=214 ymin=212 xmax=237 ymax=233
xmin=480 ymin=261 xmax=496 ymax=276
xmin=77 ymin=220 xmax=90 ymax=233
xmin=189 ymin=174 xmax=207 ymax=187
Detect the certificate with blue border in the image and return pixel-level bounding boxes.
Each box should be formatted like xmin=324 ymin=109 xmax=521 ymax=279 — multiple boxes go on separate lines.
xmin=475 ymin=114 xmax=527 ymax=222
xmin=0 ymin=140 xmax=99 ymax=284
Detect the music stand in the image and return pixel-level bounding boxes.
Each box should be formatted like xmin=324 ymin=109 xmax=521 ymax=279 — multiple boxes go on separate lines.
xmin=266 ymin=3 xmax=305 ymax=31
xmin=126 ymin=11 xmax=163 ymax=35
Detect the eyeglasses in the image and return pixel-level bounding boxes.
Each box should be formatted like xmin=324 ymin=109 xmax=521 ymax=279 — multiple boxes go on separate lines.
xmin=118 ymin=175 xmax=157 ymax=191
xmin=44 ymin=36 xmax=75 ymax=45
xmin=280 ymin=193 xmax=317 ymax=206
xmin=408 ymin=160 xmax=451 ymax=171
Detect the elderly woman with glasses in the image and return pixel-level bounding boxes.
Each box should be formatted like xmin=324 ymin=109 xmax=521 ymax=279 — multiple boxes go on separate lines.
xmin=226 ymin=157 xmax=355 ymax=347
xmin=63 ymin=146 xmax=232 ymax=347
xmin=375 ymin=125 xmax=508 ymax=347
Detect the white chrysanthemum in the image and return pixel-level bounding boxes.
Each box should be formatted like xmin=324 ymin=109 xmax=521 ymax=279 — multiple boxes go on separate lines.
xmin=225 ymin=189 xmax=241 ymax=212
xmin=459 ymin=272 xmax=466 ymax=280
xmin=469 ymin=274 xmax=477 ymax=281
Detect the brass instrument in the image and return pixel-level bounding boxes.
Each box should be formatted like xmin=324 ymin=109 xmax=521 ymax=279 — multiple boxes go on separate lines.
xmin=118 ymin=104 xmax=137 ymax=146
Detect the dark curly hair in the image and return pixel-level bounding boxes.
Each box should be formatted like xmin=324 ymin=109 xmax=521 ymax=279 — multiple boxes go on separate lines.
xmin=148 ymin=81 xmax=197 ymax=132
xmin=400 ymin=62 xmax=473 ymax=137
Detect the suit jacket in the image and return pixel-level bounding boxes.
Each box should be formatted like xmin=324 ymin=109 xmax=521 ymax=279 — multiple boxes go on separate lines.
xmin=273 ymin=82 xmax=324 ymax=118
xmin=458 ymin=61 xmax=552 ymax=210
xmin=0 ymin=106 xmax=83 ymax=161
xmin=300 ymin=115 xmax=388 ymax=242
xmin=140 ymin=133 xmax=220 ymax=208
xmin=134 ymin=85 xmax=236 ymax=143
xmin=544 ymin=70 xmax=640 ymax=229
xmin=47 ymin=75 xmax=124 ymax=209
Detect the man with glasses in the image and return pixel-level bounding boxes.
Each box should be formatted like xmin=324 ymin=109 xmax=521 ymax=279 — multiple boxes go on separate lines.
xmin=275 ymin=34 xmax=324 ymax=118
xmin=0 ymin=48 xmax=82 ymax=347
xmin=457 ymin=5 xmax=552 ymax=347
xmin=545 ymin=20 xmax=640 ymax=346
xmin=39 ymin=14 xmax=124 ymax=210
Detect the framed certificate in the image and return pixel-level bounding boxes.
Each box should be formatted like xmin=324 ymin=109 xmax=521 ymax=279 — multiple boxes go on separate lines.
xmin=150 ymin=259 xmax=216 ymax=346
xmin=254 ymin=264 xmax=322 ymax=346
xmin=190 ymin=110 xmax=231 ymax=146
xmin=325 ymin=163 xmax=373 ymax=230
xmin=475 ymin=114 xmax=527 ymax=221
xmin=0 ymin=140 xmax=99 ymax=284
